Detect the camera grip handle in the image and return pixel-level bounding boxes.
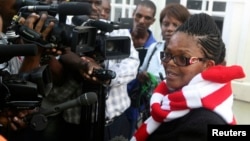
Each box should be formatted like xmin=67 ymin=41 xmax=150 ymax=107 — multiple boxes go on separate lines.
xmin=92 ymin=69 xmax=116 ymax=81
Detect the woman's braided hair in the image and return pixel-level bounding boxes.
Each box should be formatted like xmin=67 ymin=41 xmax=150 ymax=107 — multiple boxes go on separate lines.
xmin=176 ymin=13 xmax=225 ymax=65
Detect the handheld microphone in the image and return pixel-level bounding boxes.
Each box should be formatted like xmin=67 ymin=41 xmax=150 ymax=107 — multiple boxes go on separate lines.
xmin=41 ymin=92 xmax=98 ymax=116
xmin=20 ymin=2 xmax=92 ymax=16
xmin=0 ymin=44 xmax=38 ymax=63
xmin=26 ymin=92 xmax=97 ymax=131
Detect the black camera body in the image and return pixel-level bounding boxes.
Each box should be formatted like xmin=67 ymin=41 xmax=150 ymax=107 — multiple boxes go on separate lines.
xmin=0 ymin=32 xmax=51 ymax=110
xmin=0 ymin=65 xmax=52 ymax=110
xmin=73 ymin=17 xmax=131 ymax=60
xmin=12 ymin=17 xmax=131 ymax=61
xmin=7 ymin=2 xmax=131 ymax=81
xmin=94 ymin=34 xmax=131 ymax=60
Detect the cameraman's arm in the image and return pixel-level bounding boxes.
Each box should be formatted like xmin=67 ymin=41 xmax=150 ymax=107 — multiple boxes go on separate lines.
xmin=59 ymin=49 xmax=108 ymax=84
xmin=19 ymin=13 xmax=55 ymax=72
xmin=18 ymin=13 xmax=68 ymax=84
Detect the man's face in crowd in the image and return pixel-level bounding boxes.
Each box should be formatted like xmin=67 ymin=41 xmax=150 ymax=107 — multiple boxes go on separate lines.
xmin=100 ymin=0 xmax=110 ymax=20
xmin=132 ymin=5 xmax=155 ymax=33
xmin=83 ymin=0 xmax=102 ymax=20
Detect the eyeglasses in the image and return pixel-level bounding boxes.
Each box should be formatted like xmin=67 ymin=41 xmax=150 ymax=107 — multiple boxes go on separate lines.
xmin=160 ymin=51 xmax=206 ymax=66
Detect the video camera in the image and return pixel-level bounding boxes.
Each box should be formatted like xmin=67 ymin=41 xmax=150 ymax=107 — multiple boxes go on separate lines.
xmin=7 ymin=1 xmax=131 ymax=81
xmin=0 ymin=65 xmax=52 ymax=110
xmin=0 ymin=34 xmax=52 ymax=110
xmin=71 ymin=15 xmax=131 ymax=60
xmin=9 ymin=1 xmax=131 ymax=60
xmin=8 ymin=1 xmax=92 ymax=49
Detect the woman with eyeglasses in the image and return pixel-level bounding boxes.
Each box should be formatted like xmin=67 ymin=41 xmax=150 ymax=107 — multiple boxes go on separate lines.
xmin=126 ymin=3 xmax=191 ymax=139
xmin=130 ymin=13 xmax=245 ymax=141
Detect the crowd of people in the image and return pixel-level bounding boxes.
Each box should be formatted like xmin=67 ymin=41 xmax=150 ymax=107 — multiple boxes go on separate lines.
xmin=0 ymin=0 xmax=245 ymax=141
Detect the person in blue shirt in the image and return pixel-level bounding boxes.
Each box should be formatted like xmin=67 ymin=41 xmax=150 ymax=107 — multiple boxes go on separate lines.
xmin=130 ymin=0 xmax=157 ymax=67
xmin=130 ymin=0 xmax=157 ymax=49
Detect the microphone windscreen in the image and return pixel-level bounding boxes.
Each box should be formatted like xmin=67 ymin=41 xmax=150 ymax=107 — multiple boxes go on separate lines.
xmin=58 ymin=2 xmax=92 ymax=16
xmin=14 ymin=0 xmax=41 ymax=10
xmin=79 ymin=92 xmax=98 ymax=106
xmin=0 ymin=44 xmax=38 ymax=56
xmin=72 ymin=15 xmax=89 ymax=26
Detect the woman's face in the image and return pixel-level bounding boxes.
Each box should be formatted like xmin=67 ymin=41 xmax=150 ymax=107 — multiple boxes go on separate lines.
xmin=161 ymin=15 xmax=183 ymax=42
xmin=162 ymin=32 xmax=209 ymax=90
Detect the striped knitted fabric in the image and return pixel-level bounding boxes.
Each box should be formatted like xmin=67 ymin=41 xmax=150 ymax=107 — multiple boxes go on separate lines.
xmin=130 ymin=65 xmax=245 ymax=141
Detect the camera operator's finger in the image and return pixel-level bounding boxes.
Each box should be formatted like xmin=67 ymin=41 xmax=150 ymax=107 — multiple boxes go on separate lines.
xmin=0 ymin=15 xmax=3 ymax=32
xmin=42 ymin=20 xmax=54 ymax=39
xmin=8 ymin=117 xmax=18 ymax=131
xmin=9 ymin=116 xmax=27 ymax=131
xmin=34 ymin=13 xmax=47 ymax=32
xmin=37 ymin=13 xmax=55 ymax=40
xmin=24 ymin=13 xmax=40 ymax=29
xmin=80 ymin=56 xmax=101 ymax=74
xmin=45 ymin=47 xmax=62 ymax=56
xmin=18 ymin=16 xmax=25 ymax=25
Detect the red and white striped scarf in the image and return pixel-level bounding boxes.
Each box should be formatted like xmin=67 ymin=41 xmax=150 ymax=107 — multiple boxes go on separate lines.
xmin=131 ymin=65 xmax=245 ymax=141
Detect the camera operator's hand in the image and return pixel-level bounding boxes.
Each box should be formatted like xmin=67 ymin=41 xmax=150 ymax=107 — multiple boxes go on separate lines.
xmin=79 ymin=56 xmax=102 ymax=80
xmin=18 ymin=12 xmax=62 ymax=56
xmin=19 ymin=13 xmax=59 ymax=72
xmin=79 ymin=56 xmax=111 ymax=85
xmin=0 ymin=108 xmax=37 ymax=131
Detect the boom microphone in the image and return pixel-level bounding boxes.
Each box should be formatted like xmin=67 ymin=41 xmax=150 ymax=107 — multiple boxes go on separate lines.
xmin=41 ymin=92 xmax=98 ymax=116
xmin=19 ymin=2 xmax=92 ymax=16
xmin=72 ymin=15 xmax=114 ymax=32
xmin=72 ymin=15 xmax=89 ymax=26
xmin=0 ymin=44 xmax=38 ymax=63
xmin=0 ymin=44 xmax=37 ymax=56
xmin=15 ymin=0 xmax=45 ymax=9
xmin=88 ymin=20 xmax=114 ymax=33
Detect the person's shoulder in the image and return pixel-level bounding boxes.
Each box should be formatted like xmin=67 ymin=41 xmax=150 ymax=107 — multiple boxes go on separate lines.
xmin=184 ymin=108 xmax=227 ymax=124
xmin=148 ymin=108 xmax=227 ymax=141
xmin=147 ymin=41 xmax=165 ymax=50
